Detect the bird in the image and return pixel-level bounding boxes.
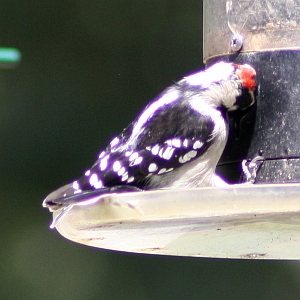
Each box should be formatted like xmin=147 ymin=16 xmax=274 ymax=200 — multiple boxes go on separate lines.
xmin=43 ymin=61 xmax=256 ymax=227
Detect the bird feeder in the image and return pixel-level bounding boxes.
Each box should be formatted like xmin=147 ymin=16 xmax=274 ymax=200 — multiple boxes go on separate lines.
xmin=45 ymin=1 xmax=300 ymax=260
xmin=204 ymin=0 xmax=300 ymax=183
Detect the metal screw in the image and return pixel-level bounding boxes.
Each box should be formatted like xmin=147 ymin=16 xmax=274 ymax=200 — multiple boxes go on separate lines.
xmin=230 ymin=33 xmax=243 ymax=52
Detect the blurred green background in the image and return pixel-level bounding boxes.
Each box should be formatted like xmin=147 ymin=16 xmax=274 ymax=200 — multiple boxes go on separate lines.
xmin=1 ymin=1 xmax=300 ymax=299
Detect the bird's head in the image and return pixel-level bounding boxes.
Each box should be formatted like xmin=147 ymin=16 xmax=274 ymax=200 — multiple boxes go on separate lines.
xmin=228 ymin=63 xmax=257 ymax=111
xmin=234 ymin=63 xmax=256 ymax=91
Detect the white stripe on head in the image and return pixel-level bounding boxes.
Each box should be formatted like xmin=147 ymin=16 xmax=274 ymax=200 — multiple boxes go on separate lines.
xmin=184 ymin=62 xmax=235 ymax=88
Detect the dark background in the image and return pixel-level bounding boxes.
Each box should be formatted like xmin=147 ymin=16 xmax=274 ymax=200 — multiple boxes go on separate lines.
xmin=1 ymin=1 xmax=300 ymax=299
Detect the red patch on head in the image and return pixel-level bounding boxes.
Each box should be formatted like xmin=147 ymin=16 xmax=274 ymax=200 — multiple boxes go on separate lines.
xmin=234 ymin=64 xmax=256 ymax=90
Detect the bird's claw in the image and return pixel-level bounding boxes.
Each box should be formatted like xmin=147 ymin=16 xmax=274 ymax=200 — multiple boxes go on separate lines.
xmin=242 ymin=156 xmax=264 ymax=184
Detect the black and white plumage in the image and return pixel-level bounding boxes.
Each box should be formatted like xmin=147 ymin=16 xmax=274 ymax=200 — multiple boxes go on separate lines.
xmin=43 ymin=61 xmax=256 ymax=225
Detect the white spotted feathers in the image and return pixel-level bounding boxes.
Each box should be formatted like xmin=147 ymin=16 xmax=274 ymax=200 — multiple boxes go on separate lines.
xmin=43 ymin=61 xmax=256 ymax=212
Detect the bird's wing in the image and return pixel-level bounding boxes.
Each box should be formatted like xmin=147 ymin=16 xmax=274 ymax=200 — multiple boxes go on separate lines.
xmin=44 ymin=87 xmax=218 ymax=208
xmin=93 ymin=87 xmax=217 ymax=184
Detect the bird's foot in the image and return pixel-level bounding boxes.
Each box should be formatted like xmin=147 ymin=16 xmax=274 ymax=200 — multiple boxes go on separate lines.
xmin=242 ymin=156 xmax=264 ymax=184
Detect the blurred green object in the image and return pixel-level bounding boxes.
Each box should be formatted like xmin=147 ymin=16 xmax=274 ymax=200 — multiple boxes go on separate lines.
xmin=0 ymin=47 xmax=21 ymax=67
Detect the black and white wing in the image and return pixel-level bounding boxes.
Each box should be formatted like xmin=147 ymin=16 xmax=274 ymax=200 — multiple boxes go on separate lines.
xmin=44 ymin=83 xmax=224 ymax=210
